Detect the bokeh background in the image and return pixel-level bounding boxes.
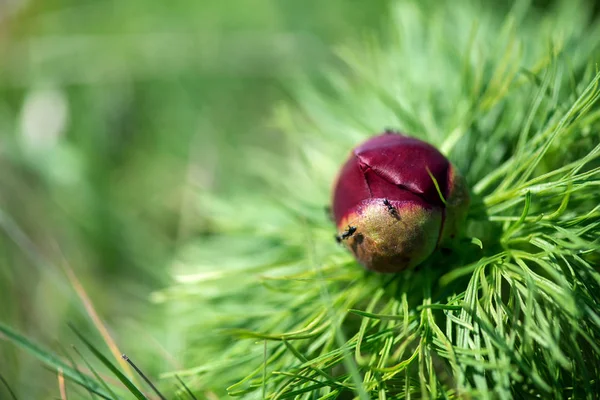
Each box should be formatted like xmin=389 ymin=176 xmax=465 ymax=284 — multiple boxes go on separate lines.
xmin=0 ymin=1 xmax=388 ymax=397
xmin=2 ymin=0 xmax=600 ymax=398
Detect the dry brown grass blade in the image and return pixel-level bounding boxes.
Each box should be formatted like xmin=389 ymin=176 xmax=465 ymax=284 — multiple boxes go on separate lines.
xmin=57 ymin=248 xmax=138 ymax=386
xmin=58 ymin=368 xmax=67 ymax=400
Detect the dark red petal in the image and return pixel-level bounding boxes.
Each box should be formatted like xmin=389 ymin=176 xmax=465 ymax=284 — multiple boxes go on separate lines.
xmin=354 ymin=134 xmax=450 ymax=206
xmin=332 ymin=133 xmax=450 ymax=225
xmin=332 ymin=154 xmax=371 ymax=224
xmin=362 ymin=166 xmax=431 ymax=206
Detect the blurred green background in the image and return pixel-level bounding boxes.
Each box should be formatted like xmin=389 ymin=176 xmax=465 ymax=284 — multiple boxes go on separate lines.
xmin=0 ymin=0 xmax=389 ymax=397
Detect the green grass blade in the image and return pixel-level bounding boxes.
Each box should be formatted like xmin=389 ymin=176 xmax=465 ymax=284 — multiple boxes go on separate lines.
xmin=0 ymin=373 xmax=18 ymax=400
xmin=68 ymin=325 xmax=147 ymax=400
xmin=72 ymin=347 xmax=119 ymax=400
xmin=0 ymin=322 xmax=112 ymax=399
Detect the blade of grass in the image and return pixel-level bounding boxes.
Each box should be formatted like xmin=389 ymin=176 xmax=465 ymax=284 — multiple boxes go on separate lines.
xmin=68 ymin=325 xmax=147 ymax=400
xmin=0 ymin=322 xmax=112 ymax=398
xmin=122 ymin=354 xmax=167 ymax=400
xmin=72 ymin=346 xmax=119 ymax=400
xmin=56 ymin=246 xmax=137 ymax=383
xmin=0 ymin=373 xmax=18 ymax=400
xmin=57 ymin=343 xmax=97 ymax=400
xmin=58 ymin=368 xmax=67 ymax=400
xmin=174 ymin=375 xmax=198 ymax=400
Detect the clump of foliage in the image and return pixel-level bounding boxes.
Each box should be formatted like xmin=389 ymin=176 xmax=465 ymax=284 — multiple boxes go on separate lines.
xmin=155 ymin=0 xmax=600 ymax=398
xmin=2 ymin=0 xmax=600 ymax=399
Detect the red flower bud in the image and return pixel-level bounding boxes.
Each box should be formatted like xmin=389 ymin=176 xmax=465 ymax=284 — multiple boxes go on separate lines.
xmin=332 ymin=131 xmax=469 ymax=273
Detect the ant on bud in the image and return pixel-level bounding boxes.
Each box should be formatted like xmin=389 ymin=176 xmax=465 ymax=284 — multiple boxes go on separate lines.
xmin=335 ymin=225 xmax=357 ymax=243
xmin=383 ymin=198 xmax=400 ymax=219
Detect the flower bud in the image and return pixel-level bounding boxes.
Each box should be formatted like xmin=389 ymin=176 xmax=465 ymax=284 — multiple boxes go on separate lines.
xmin=332 ymin=131 xmax=469 ymax=273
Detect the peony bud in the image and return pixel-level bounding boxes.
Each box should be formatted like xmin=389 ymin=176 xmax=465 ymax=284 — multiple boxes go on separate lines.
xmin=332 ymin=131 xmax=469 ymax=273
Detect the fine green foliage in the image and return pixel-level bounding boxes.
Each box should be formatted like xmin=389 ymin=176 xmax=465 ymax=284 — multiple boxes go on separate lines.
xmin=0 ymin=321 xmax=123 ymax=399
xmin=0 ymin=319 xmax=195 ymax=399
xmin=154 ymin=0 xmax=600 ymax=398
xmin=1 ymin=0 xmax=599 ymax=398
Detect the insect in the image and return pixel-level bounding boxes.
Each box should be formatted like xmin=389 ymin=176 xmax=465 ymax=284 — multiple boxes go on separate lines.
xmin=335 ymin=225 xmax=357 ymax=243
xmin=383 ymin=198 xmax=400 ymax=219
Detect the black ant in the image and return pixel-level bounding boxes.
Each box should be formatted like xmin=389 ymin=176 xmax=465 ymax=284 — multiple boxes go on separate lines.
xmin=383 ymin=198 xmax=400 ymax=219
xmin=335 ymin=225 xmax=357 ymax=243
